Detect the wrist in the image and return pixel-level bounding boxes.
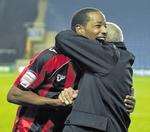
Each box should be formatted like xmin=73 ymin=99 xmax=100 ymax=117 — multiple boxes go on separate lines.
xmin=46 ymin=98 xmax=63 ymax=106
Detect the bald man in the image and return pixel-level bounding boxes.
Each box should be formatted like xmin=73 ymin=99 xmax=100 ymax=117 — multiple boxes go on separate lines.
xmin=105 ymin=22 xmax=135 ymax=114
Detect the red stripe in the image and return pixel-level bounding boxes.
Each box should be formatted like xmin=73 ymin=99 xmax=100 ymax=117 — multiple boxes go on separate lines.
xmin=64 ymin=62 xmax=76 ymax=88
xmin=42 ymin=120 xmax=54 ymax=132
xmin=13 ymin=106 xmax=21 ymax=132
xmin=38 ymin=85 xmax=53 ymax=97
xmin=44 ymin=54 xmax=71 ymax=72
xmin=13 ymin=117 xmax=34 ymax=132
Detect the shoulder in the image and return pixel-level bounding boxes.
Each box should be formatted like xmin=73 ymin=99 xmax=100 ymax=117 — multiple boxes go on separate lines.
xmin=29 ymin=48 xmax=58 ymax=72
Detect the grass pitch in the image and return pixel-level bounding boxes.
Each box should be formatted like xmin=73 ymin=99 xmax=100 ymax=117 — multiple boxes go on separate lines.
xmin=0 ymin=72 xmax=150 ymax=131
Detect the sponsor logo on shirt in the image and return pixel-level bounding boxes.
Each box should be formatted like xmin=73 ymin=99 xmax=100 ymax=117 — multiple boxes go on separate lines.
xmin=56 ymin=74 xmax=66 ymax=82
xmin=20 ymin=70 xmax=37 ymax=88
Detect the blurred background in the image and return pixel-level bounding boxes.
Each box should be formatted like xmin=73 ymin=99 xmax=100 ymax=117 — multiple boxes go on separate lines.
xmin=0 ymin=0 xmax=150 ymax=131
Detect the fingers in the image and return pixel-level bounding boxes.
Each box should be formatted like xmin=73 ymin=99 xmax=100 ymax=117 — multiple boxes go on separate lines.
xmin=64 ymin=87 xmax=78 ymax=100
xmin=125 ymin=103 xmax=134 ymax=109
xmin=124 ymin=98 xmax=134 ymax=106
xmin=72 ymin=90 xmax=78 ymax=98
xmin=125 ymin=95 xmax=135 ymax=104
xmin=58 ymin=92 xmax=65 ymax=103
xmin=59 ymin=90 xmax=72 ymax=105
xmin=126 ymin=109 xmax=133 ymax=114
xmin=58 ymin=87 xmax=76 ymax=105
xmin=125 ymin=103 xmax=134 ymax=114
xmin=58 ymin=87 xmax=79 ymax=106
xmin=124 ymin=95 xmax=135 ymax=114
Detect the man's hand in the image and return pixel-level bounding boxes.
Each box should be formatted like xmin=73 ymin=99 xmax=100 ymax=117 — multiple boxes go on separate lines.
xmin=124 ymin=88 xmax=136 ymax=114
xmin=58 ymin=87 xmax=78 ymax=105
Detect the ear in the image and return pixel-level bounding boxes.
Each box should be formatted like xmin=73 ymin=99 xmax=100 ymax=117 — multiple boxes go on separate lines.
xmin=75 ymin=24 xmax=85 ymax=35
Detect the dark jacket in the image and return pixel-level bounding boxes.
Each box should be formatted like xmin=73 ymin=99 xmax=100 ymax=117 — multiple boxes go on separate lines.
xmin=55 ymin=30 xmax=135 ymax=132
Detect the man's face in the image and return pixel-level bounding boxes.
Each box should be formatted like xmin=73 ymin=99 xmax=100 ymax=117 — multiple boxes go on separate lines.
xmin=78 ymin=11 xmax=107 ymax=40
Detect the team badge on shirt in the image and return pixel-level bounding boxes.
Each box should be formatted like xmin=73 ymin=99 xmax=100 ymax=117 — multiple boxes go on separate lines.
xmin=49 ymin=48 xmax=57 ymax=53
xmin=56 ymin=74 xmax=66 ymax=82
xmin=20 ymin=70 xmax=37 ymax=88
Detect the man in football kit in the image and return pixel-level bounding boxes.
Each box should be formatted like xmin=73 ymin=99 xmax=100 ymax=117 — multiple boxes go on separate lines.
xmin=7 ymin=48 xmax=79 ymax=131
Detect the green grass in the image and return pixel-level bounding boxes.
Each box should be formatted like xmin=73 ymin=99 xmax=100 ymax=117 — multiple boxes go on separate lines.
xmin=0 ymin=73 xmax=150 ymax=131
xmin=0 ymin=72 xmax=18 ymax=131
xmin=129 ymin=76 xmax=150 ymax=132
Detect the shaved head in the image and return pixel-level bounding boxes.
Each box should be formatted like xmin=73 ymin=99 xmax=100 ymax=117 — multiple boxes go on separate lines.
xmin=106 ymin=22 xmax=124 ymax=42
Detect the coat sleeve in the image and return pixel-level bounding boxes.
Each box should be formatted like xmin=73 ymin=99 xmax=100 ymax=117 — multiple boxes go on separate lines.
xmin=55 ymin=30 xmax=117 ymax=76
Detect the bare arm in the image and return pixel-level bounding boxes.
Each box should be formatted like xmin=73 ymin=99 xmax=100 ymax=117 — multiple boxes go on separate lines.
xmin=7 ymin=86 xmax=63 ymax=107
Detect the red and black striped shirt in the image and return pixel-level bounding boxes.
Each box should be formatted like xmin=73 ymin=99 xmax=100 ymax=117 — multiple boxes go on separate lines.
xmin=13 ymin=48 xmax=77 ymax=132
